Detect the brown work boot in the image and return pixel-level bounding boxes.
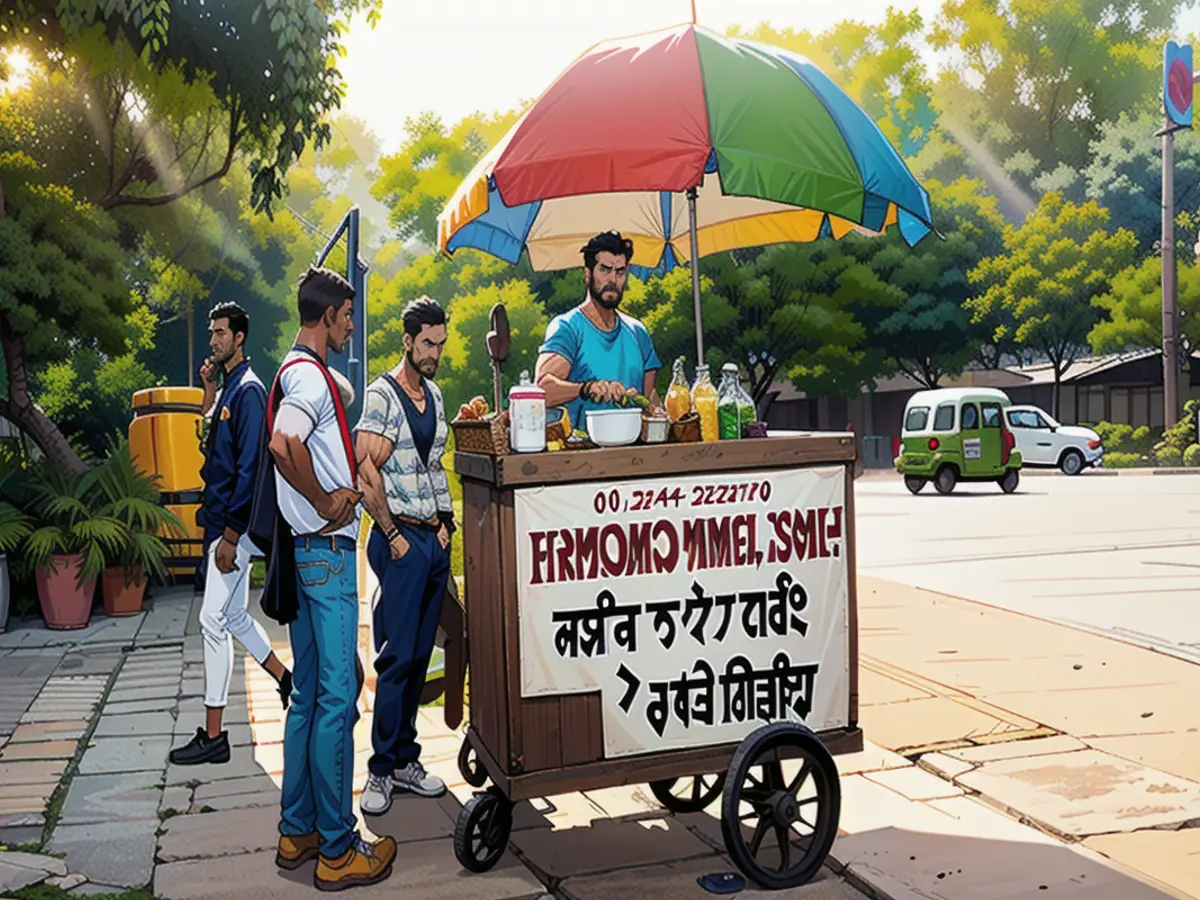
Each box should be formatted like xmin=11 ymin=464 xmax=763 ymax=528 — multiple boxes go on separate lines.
xmin=314 ymin=835 xmax=396 ymax=891
xmin=276 ymin=831 xmax=320 ymax=870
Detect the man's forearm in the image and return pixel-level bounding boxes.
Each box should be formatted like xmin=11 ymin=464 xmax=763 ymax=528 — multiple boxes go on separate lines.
xmin=537 ymin=373 xmax=584 ymax=408
xmin=270 ymin=434 xmax=329 ymax=512
xmin=358 ymin=458 xmax=395 ymax=535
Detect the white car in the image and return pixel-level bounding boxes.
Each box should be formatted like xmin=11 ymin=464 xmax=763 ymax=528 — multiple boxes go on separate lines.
xmin=1003 ymin=405 xmax=1103 ymax=475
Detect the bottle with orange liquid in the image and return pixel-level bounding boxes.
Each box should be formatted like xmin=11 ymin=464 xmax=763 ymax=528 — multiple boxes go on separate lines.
xmin=665 ymin=357 xmax=691 ymax=422
xmin=691 ymin=364 xmax=719 ymax=442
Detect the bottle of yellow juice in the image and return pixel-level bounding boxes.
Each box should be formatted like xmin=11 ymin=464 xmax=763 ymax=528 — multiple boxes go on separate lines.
xmin=665 ymin=357 xmax=691 ymax=422
xmin=692 ymin=364 xmax=718 ymax=442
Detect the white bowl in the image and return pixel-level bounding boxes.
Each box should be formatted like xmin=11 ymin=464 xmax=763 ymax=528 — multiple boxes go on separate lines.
xmin=586 ymin=408 xmax=643 ymax=446
xmin=643 ymin=416 xmax=669 ymax=443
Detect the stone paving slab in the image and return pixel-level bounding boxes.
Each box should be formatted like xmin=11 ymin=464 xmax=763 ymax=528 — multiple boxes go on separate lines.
xmin=158 ymin=806 xmax=279 ymax=862
xmin=0 ymin=859 xmax=49 ymax=893
xmin=0 ymin=739 xmax=79 ymax=761
xmin=0 ymin=795 xmax=49 ymax=815
xmin=154 ymin=839 xmax=546 ymax=900
xmin=954 ymin=749 xmax=1200 ymax=837
xmin=1085 ymin=830 xmax=1200 ymax=899
xmin=77 ymin=736 xmax=171 ymax=776
xmin=864 ymin=765 xmax=966 ymax=802
xmin=0 ymin=759 xmax=68 ymax=784
xmin=46 ymin=817 xmax=158 ymax=888
xmin=191 ymin=774 xmax=280 ymax=803
xmin=102 ymin=697 xmax=178 ymax=715
xmin=59 ymin=772 xmax=164 ymax=825
xmin=944 ymin=734 xmax=1088 ymax=764
xmin=6 ymin=720 xmax=89 ymax=743
xmin=195 ymin=788 xmax=277 ymax=813
xmin=107 ymin=684 xmax=181 ymax=705
xmin=93 ymin=711 xmax=176 ymax=738
xmin=560 ymin=858 xmax=861 ymax=900
xmin=0 ymin=849 xmax=67 ymax=875
xmin=165 ymin=753 xmax=273 ymax=787
xmin=510 ymin=814 xmax=718 ymax=881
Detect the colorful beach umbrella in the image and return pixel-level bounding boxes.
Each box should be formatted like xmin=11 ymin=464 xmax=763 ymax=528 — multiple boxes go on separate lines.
xmin=436 ymin=22 xmax=933 ymax=363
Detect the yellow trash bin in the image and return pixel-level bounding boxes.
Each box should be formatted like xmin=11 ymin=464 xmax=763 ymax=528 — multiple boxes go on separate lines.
xmin=129 ymin=387 xmax=207 ymax=579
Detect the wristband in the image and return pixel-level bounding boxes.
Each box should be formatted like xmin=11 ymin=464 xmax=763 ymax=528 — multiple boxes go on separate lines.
xmin=384 ymin=527 xmax=401 ymax=543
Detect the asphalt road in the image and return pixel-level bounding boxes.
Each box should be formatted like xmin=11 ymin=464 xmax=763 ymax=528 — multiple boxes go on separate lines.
xmin=854 ymin=470 xmax=1200 ymax=665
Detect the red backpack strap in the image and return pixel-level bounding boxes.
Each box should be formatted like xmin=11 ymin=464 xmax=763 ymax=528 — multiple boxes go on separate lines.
xmin=268 ymin=358 xmax=358 ymax=485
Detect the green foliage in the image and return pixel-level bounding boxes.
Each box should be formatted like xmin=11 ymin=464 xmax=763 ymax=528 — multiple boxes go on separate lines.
xmin=1155 ymin=445 xmax=1184 ymax=467
xmin=1102 ymin=451 xmax=1143 ymax=468
xmin=92 ymin=437 xmax=184 ymax=583
xmin=1093 ymin=422 xmax=1157 ymax=456
xmin=1184 ymin=444 xmax=1200 ymax=467
xmin=1091 ymin=256 xmax=1200 ymax=354
xmin=967 ymin=193 xmax=1138 ymax=413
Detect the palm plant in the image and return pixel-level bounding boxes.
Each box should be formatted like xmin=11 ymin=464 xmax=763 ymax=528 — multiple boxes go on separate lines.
xmin=93 ymin=438 xmax=184 ymax=585
xmin=0 ymin=501 xmax=34 ymax=555
xmin=21 ymin=460 xmax=126 ymax=588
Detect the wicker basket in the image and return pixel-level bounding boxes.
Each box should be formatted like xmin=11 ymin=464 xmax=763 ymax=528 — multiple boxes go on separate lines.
xmin=670 ymin=414 xmax=702 ymax=443
xmin=452 ymin=411 xmax=509 ymax=456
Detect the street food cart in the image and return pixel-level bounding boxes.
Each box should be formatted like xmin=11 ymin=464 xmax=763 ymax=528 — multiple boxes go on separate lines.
xmin=450 ymin=432 xmax=861 ymax=890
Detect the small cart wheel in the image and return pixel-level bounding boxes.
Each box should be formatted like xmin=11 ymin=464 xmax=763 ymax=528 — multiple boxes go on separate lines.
xmin=934 ymin=466 xmax=957 ymax=495
xmin=720 ymin=722 xmax=841 ymax=890
xmin=903 ymin=475 xmax=926 ymax=495
xmin=998 ymin=468 xmax=1020 ymax=494
xmin=458 ymin=739 xmax=488 ymax=788
xmin=453 ymin=787 xmax=513 ymax=873
xmin=649 ymin=772 xmax=727 ymax=813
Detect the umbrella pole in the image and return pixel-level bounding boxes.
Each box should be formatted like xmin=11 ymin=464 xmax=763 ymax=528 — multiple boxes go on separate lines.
xmin=687 ymin=187 xmax=704 ymax=365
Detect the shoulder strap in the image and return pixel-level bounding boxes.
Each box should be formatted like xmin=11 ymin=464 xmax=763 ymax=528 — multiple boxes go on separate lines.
xmin=268 ymin=357 xmax=358 ymax=484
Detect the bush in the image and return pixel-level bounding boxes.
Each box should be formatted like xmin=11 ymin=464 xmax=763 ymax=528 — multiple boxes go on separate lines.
xmin=1093 ymin=422 xmax=1158 ymax=456
xmin=1156 ymin=445 xmax=1184 ymax=467
xmin=1186 ymin=444 xmax=1200 ymax=467
xmin=1102 ymin=452 xmax=1142 ymax=468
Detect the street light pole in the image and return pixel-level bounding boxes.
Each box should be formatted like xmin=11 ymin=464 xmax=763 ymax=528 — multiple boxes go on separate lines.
xmin=1163 ymin=120 xmax=1179 ymax=428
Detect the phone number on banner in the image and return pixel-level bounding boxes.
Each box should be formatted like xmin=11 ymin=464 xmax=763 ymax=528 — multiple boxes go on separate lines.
xmin=591 ymin=478 xmax=775 ymax=515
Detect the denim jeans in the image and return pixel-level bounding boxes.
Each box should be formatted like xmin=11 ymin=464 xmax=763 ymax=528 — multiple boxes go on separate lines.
xmin=279 ymin=546 xmax=359 ymax=859
xmin=365 ymin=524 xmax=450 ymax=777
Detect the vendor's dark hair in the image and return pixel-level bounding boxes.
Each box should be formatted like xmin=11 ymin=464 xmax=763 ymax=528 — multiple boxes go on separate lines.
xmin=581 ymin=231 xmax=634 ymax=270
xmin=209 ymin=301 xmax=249 ymax=341
xmin=297 ymin=266 xmax=355 ymax=325
xmin=402 ymin=296 xmax=447 ymax=337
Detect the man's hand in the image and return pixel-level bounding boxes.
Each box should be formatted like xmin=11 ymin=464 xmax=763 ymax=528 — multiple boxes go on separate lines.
xmin=200 ymin=358 xmax=218 ymax=388
xmin=437 ymin=523 xmax=450 ymax=550
xmin=316 ymin=488 xmax=362 ymax=533
xmin=389 ymin=532 xmax=411 ymax=560
xmin=587 ymin=380 xmax=627 ymax=404
xmin=214 ymin=536 xmax=238 ymax=574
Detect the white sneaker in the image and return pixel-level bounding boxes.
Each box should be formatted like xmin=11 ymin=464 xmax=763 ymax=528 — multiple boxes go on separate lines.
xmin=392 ymin=761 xmax=446 ymax=798
xmin=359 ymin=772 xmax=394 ymax=816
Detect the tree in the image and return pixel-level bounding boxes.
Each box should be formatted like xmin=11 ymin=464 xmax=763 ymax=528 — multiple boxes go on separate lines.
xmin=870 ymin=176 xmax=1008 ymax=386
xmin=930 ymin=0 xmax=1181 ymax=186
xmin=0 ymin=151 xmax=133 ymax=474
xmin=371 ymin=110 xmax=522 ymax=248
xmin=1090 ymin=255 xmax=1200 ymax=355
xmin=967 ymin=192 xmax=1138 ymax=416
xmin=7 ymin=0 xmax=384 ymax=215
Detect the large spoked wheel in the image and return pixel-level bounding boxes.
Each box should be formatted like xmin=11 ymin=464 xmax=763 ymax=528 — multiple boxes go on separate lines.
xmin=650 ymin=773 xmax=727 ymax=813
xmin=720 ymin=722 xmax=841 ymax=890
xmin=903 ymin=475 xmax=927 ymax=495
xmin=934 ymin=466 xmax=957 ymax=495
xmin=458 ymin=739 xmax=488 ymax=788
xmin=453 ymin=787 xmax=513 ymax=874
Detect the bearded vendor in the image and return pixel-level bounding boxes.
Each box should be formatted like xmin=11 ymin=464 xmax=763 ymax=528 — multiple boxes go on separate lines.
xmin=534 ymin=231 xmax=664 ymax=431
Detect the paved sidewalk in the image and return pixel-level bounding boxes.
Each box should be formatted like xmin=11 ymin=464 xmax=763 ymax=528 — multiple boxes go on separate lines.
xmin=2 ymin=573 xmax=1200 ymax=898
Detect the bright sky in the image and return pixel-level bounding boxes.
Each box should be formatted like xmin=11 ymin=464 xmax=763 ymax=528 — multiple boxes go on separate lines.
xmin=341 ymin=1 xmax=1200 ymax=155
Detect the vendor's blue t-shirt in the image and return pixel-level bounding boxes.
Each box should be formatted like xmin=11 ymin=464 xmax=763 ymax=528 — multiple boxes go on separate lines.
xmin=540 ymin=306 xmax=663 ymax=431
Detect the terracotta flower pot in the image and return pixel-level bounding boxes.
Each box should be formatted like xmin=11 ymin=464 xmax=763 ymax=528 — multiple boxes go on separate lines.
xmin=102 ymin=566 xmax=147 ymax=617
xmin=36 ymin=554 xmax=96 ymax=631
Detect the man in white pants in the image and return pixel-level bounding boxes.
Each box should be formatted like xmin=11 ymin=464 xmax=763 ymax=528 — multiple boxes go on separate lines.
xmin=170 ymin=302 xmax=292 ymax=766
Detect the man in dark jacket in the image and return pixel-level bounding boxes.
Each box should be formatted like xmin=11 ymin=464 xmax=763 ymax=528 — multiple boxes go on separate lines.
xmin=169 ymin=302 xmax=293 ymax=766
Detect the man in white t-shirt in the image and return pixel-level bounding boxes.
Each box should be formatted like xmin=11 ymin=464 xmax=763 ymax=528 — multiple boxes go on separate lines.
xmin=267 ymin=267 xmax=396 ymax=892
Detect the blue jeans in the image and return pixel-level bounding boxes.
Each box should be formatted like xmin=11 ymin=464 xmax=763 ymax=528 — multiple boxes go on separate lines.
xmin=279 ymin=546 xmax=359 ymax=859
xmin=366 ymin=524 xmax=450 ymax=777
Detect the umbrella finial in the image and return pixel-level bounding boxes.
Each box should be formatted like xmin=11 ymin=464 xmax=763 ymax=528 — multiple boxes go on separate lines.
xmin=690 ymin=0 xmax=697 ymax=24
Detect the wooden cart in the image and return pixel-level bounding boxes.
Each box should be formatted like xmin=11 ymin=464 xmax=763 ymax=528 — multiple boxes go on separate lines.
xmin=451 ymin=433 xmax=862 ymax=890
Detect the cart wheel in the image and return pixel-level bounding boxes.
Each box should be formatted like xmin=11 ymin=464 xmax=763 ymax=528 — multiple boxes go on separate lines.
xmin=903 ymin=475 xmax=926 ymax=495
xmin=720 ymin=722 xmax=841 ymax=890
xmin=458 ymin=739 xmax=488 ymax=788
xmin=650 ymin=773 xmax=727 ymax=813
xmin=453 ymin=787 xmax=513 ymax=873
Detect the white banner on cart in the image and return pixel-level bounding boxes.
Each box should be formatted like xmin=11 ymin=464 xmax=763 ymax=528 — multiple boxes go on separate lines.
xmin=514 ymin=465 xmax=850 ymax=758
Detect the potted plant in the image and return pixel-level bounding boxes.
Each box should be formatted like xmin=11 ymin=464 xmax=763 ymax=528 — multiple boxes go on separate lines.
xmin=21 ymin=462 xmax=125 ymax=630
xmin=0 ymin=501 xmax=32 ymax=632
xmin=93 ymin=439 xmax=183 ymax=616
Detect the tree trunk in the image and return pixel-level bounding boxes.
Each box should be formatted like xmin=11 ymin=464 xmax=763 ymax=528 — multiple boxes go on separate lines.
xmin=0 ymin=321 xmax=86 ymax=475
xmin=1051 ymin=370 xmax=1062 ymax=419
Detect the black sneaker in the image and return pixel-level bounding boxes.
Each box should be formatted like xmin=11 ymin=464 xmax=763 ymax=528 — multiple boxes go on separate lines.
xmin=169 ymin=728 xmax=231 ymax=766
xmin=278 ymin=669 xmax=293 ymax=711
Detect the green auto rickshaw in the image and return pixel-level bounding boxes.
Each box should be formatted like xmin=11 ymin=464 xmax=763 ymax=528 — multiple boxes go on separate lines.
xmin=894 ymin=387 xmax=1023 ymax=495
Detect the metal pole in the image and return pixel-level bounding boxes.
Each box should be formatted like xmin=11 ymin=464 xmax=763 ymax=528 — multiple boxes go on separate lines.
xmin=1164 ymin=124 xmax=1179 ymax=428
xmin=687 ymin=187 xmax=704 ymax=365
